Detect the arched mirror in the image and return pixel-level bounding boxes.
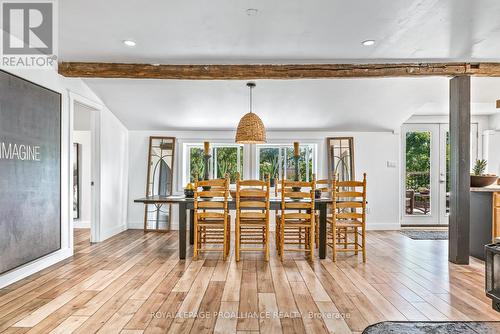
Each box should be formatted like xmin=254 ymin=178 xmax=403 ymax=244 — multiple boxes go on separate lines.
xmin=144 ymin=136 xmax=176 ymax=231
xmin=327 ymin=137 xmax=355 ymax=181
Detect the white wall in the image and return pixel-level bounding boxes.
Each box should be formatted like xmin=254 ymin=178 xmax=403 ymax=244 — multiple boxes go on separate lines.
xmin=490 ymin=113 xmax=500 ymax=130
xmin=73 ymin=131 xmax=91 ymax=228
xmin=99 ymin=108 xmax=129 ymax=240
xmin=485 ymin=113 xmax=500 ymax=175
xmin=486 ymin=131 xmax=500 ymax=175
xmin=127 ymin=130 xmax=400 ymax=231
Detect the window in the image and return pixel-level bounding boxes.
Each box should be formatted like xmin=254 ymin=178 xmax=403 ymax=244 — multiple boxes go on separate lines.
xmin=186 ymin=144 xmax=244 ymax=184
xmin=257 ymin=144 xmax=315 ymax=183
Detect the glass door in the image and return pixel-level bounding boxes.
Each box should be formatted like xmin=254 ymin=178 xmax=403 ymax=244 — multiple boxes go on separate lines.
xmin=402 ymin=124 xmax=440 ymax=225
xmin=402 ymin=123 xmax=479 ymax=225
xmin=438 ymin=124 xmax=479 ymax=225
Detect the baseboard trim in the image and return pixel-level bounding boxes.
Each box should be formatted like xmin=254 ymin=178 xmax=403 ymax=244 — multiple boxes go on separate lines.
xmin=127 ymin=221 xmax=181 ymax=230
xmin=366 ymin=223 xmax=401 ymax=231
xmin=0 ymin=248 xmax=73 ymax=288
xmin=100 ymin=224 xmax=127 ymax=241
xmin=127 ymin=222 xmax=144 ymax=230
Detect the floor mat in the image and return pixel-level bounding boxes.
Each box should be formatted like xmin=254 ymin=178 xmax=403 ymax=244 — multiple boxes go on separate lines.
xmin=400 ymin=230 xmax=448 ymax=240
xmin=363 ymin=321 xmax=500 ymax=333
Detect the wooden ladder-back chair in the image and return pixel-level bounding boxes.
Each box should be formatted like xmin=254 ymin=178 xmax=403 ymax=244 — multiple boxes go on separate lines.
xmin=314 ymin=178 xmax=332 ymax=248
xmin=278 ymin=178 xmax=316 ymax=260
xmin=235 ymin=175 xmax=270 ymax=261
xmin=274 ymin=177 xmax=307 ymax=251
xmin=328 ymin=173 xmax=367 ymax=262
xmin=193 ymin=177 xmax=230 ymax=260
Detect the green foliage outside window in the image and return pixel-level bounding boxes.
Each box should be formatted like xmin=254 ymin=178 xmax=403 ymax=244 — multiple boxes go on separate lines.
xmin=405 ymin=132 xmax=431 ymax=191
xmin=189 ymin=146 xmax=243 ymax=184
xmin=259 ymin=146 xmax=314 ymax=184
xmin=189 ymin=147 xmax=204 ymax=182
xmin=259 ymin=148 xmax=280 ymax=183
xmin=299 ymin=147 xmax=313 ymax=182
xmin=216 ymin=147 xmax=240 ymax=183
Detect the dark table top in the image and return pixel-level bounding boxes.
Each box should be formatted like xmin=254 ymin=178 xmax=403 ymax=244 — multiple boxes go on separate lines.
xmin=134 ymin=195 xmax=333 ymax=204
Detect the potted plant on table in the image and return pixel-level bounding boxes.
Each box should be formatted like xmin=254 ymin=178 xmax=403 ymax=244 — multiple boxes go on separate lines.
xmin=471 ymin=159 xmax=498 ymax=187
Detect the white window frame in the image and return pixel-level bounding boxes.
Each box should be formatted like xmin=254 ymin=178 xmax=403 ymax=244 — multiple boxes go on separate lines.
xmin=255 ymin=143 xmax=317 ymax=182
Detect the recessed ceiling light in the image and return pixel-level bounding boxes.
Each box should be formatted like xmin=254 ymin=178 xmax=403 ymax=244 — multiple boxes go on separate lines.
xmin=361 ymin=40 xmax=375 ymax=46
xmin=123 ymin=40 xmax=136 ymax=47
xmin=246 ymin=8 xmax=258 ymax=16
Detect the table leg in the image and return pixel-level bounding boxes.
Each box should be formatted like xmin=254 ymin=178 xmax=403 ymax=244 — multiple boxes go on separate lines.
xmin=319 ymin=203 xmax=327 ymax=259
xmin=179 ymin=202 xmax=187 ymax=259
xmin=189 ymin=209 xmax=194 ymax=245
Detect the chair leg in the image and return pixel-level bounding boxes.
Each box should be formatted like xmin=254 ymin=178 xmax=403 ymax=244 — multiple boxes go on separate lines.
xmin=275 ymin=219 xmax=280 ymax=252
xmin=227 ymin=219 xmax=231 ymax=257
xmin=223 ymin=219 xmax=227 ymax=261
xmin=354 ymin=227 xmax=359 ymax=255
xmin=193 ymin=219 xmax=198 ymax=260
xmin=309 ymin=225 xmax=314 ymax=260
xmin=235 ymin=218 xmax=240 ymax=262
xmin=280 ymin=221 xmax=285 ymax=261
xmin=362 ymin=226 xmax=366 ymax=263
xmin=315 ymin=222 xmax=319 ymax=249
xmin=265 ymin=224 xmax=269 ymax=262
xmin=332 ymin=224 xmax=337 ymax=262
xmin=343 ymin=228 xmax=348 ymax=249
xmin=305 ymin=228 xmax=309 ymax=250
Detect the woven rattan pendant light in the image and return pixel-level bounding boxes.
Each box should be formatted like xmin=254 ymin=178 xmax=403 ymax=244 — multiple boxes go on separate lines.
xmin=235 ymin=82 xmax=266 ymax=144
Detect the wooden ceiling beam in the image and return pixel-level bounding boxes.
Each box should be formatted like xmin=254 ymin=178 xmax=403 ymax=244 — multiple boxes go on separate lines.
xmin=58 ymin=62 xmax=500 ymax=79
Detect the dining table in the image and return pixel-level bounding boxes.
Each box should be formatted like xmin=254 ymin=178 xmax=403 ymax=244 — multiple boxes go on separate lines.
xmin=134 ymin=195 xmax=333 ymax=259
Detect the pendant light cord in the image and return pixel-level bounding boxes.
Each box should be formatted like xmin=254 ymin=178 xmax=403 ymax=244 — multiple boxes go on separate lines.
xmin=247 ymin=82 xmax=255 ymax=113
xmin=249 ymin=84 xmax=253 ymax=113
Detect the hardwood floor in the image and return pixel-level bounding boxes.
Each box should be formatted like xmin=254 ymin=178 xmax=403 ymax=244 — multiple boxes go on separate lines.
xmin=1 ymin=229 xmax=499 ymax=333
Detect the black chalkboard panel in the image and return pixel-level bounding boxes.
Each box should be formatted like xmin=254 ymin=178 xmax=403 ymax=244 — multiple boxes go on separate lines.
xmin=0 ymin=70 xmax=61 ymax=274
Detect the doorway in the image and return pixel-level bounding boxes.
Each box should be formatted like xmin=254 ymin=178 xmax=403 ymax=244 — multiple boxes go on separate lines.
xmin=70 ymin=92 xmax=102 ymax=248
xmin=401 ymin=123 xmax=478 ymax=225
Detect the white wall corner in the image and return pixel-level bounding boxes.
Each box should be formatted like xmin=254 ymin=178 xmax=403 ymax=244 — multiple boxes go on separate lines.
xmin=128 ymin=221 xmax=144 ymax=230
xmin=73 ymin=220 xmax=91 ymax=228
xmin=100 ymin=224 xmax=127 ymax=241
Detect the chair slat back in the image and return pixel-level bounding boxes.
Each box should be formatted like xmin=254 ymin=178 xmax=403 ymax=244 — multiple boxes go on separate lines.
xmin=316 ymin=179 xmax=332 ymax=194
xmin=194 ymin=178 xmax=229 ymax=213
xmin=274 ymin=178 xmax=292 ymax=197
xmin=236 ymin=175 xmax=270 ymax=214
xmin=332 ymin=173 xmax=367 ymax=221
xmin=281 ymin=178 xmax=316 ymax=212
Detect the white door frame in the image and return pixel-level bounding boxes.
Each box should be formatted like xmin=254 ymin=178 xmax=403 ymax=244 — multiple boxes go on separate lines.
xmin=69 ymin=91 xmax=102 ymax=245
xmin=437 ymin=123 xmax=479 ymax=225
xmin=402 ymin=122 xmax=479 ymax=226
xmin=401 ymin=123 xmax=440 ymax=225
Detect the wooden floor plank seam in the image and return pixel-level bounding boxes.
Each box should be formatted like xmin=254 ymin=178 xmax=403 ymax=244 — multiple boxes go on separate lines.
xmin=1 ymin=229 xmax=499 ymax=334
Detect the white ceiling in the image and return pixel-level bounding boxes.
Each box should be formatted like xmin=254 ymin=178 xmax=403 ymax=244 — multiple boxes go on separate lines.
xmin=61 ymin=1 xmax=500 ymax=131
xmin=83 ymin=77 xmax=500 ymax=131
xmin=60 ymin=0 xmax=500 ymax=63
